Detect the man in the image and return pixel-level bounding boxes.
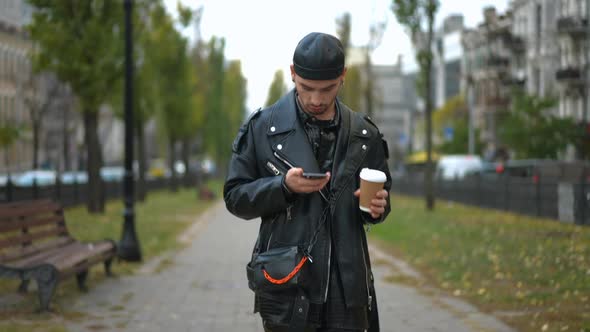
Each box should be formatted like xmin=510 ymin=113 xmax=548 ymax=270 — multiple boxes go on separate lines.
xmin=224 ymin=32 xmax=391 ymax=332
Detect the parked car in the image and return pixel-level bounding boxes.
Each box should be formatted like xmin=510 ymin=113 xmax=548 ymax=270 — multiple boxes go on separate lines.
xmin=435 ymin=155 xmax=483 ymax=181
xmin=100 ymin=166 xmax=125 ymax=182
xmin=147 ymin=159 xmax=170 ymax=179
xmin=13 ymin=170 xmax=57 ymax=187
xmin=200 ymin=158 xmax=216 ymax=176
xmin=0 ymin=174 xmax=9 ymax=186
xmin=174 ymin=161 xmax=186 ymax=175
xmin=61 ymin=171 xmax=88 ymax=184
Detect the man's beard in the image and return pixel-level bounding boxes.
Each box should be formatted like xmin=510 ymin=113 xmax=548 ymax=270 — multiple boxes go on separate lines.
xmin=301 ymin=98 xmax=337 ymax=118
xmin=304 ymin=104 xmax=329 ymax=116
xmin=296 ymin=83 xmax=342 ymax=118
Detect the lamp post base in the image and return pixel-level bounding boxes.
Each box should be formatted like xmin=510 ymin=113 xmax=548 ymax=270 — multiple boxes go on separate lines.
xmin=118 ymin=213 xmax=142 ymax=262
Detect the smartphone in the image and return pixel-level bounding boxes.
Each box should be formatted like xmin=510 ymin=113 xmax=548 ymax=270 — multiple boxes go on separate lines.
xmin=302 ymin=172 xmax=328 ymax=179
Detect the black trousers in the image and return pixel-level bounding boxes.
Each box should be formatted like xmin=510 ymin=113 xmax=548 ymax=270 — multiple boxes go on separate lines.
xmin=263 ymin=323 xmax=364 ymax=332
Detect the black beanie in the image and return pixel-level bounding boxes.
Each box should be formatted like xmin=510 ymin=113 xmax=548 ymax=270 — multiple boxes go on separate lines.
xmin=293 ymin=32 xmax=345 ymax=80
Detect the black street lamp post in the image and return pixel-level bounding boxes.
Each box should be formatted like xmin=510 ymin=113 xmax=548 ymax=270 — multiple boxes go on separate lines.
xmin=118 ymin=0 xmax=142 ymax=261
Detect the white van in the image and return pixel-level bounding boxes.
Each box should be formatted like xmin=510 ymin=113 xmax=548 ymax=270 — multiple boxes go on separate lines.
xmin=435 ymin=155 xmax=483 ymax=180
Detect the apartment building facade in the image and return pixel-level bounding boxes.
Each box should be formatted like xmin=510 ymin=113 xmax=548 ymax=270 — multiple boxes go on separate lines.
xmin=347 ymin=47 xmax=414 ymax=168
xmin=0 ymin=0 xmax=131 ymax=174
xmin=554 ymin=0 xmax=589 ymax=123
xmin=0 ymin=0 xmax=33 ymax=172
xmin=372 ymin=62 xmax=414 ymax=167
xmin=461 ymin=7 xmax=517 ymax=159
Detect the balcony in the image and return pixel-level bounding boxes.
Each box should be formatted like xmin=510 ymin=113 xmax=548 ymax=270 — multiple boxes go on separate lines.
xmin=557 ymin=17 xmax=588 ymax=38
xmin=486 ymin=56 xmax=510 ymax=69
xmin=501 ymin=75 xmax=526 ymax=87
xmin=0 ymin=20 xmax=19 ymax=34
xmin=487 ymin=27 xmax=510 ymax=40
xmin=506 ymin=36 xmax=525 ymax=53
xmin=555 ymin=67 xmax=585 ymax=89
xmin=556 ymin=67 xmax=583 ymax=80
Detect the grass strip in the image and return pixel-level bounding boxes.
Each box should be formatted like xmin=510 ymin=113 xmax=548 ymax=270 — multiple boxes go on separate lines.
xmin=371 ymin=194 xmax=590 ymax=332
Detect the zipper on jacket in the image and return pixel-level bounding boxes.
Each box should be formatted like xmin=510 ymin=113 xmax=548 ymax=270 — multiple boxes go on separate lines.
xmin=360 ymin=241 xmax=372 ymax=311
xmin=266 ymin=215 xmax=278 ymax=251
xmin=266 ymin=233 xmax=273 ymax=251
xmin=266 ymin=161 xmax=281 ymax=175
xmin=286 ymin=205 xmax=292 ymax=221
xmin=273 ymin=151 xmax=295 ymax=169
xmin=324 ymin=238 xmax=331 ymax=302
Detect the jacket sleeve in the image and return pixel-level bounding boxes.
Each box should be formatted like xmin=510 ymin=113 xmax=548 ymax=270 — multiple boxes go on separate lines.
xmin=223 ymin=118 xmax=292 ymax=220
xmin=360 ymin=134 xmax=392 ymax=225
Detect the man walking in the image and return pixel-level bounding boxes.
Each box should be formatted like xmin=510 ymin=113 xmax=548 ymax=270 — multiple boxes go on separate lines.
xmin=224 ymin=32 xmax=391 ymax=332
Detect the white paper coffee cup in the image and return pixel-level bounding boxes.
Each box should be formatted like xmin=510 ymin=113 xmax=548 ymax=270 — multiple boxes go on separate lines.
xmin=359 ymin=168 xmax=386 ymax=212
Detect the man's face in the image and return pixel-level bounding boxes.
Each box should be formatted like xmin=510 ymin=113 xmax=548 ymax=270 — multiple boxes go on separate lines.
xmin=290 ymin=65 xmax=345 ymax=118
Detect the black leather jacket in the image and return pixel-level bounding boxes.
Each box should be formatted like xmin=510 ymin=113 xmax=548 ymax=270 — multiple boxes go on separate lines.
xmin=224 ymin=89 xmax=391 ymax=307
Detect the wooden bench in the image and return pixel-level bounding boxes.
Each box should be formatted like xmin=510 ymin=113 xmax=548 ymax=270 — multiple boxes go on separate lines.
xmin=0 ymin=199 xmax=117 ymax=311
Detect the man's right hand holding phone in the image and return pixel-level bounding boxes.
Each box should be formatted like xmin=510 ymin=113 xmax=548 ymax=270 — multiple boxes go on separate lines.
xmin=284 ymin=168 xmax=330 ymax=194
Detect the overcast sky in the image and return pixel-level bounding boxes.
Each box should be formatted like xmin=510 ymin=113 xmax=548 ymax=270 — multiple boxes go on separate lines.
xmin=163 ymin=0 xmax=510 ymax=112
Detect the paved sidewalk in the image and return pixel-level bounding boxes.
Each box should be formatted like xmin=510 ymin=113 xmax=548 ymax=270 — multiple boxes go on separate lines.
xmin=64 ymin=202 xmax=515 ymax=332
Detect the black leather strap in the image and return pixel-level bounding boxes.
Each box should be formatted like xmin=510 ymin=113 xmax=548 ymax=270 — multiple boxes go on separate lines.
xmin=288 ymin=288 xmax=310 ymax=332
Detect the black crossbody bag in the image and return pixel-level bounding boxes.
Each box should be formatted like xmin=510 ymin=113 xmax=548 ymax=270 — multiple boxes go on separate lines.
xmin=246 ymin=204 xmax=329 ymax=293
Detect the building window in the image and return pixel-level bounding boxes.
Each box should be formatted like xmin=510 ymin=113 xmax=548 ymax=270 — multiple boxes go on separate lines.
xmin=561 ymin=0 xmax=566 ymax=16
xmin=533 ymin=68 xmax=541 ymax=95
xmin=0 ymin=96 xmax=4 ymax=121
xmin=9 ymin=51 xmax=14 ymax=79
xmin=536 ymin=4 xmax=542 ymax=51
xmin=577 ymin=96 xmax=584 ymax=120
xmin=16 ymin=56 xmax=22 ymax=75
xmin=1 ymin=48 xmax=6 ymax=79
xmin=563 ymin=40 xmax=570 ymax=67
xmin=559 ymin=93 xmax=565 ymax=117
xmin=9 ymin=96 xmax=14 ymax=118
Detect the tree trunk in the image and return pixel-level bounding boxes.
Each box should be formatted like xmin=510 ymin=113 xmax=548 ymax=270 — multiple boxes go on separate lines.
xmin=365 ymin=49 xmax=373 ymax=117
xmin=32 ymin=121 xmax=40 ymax=170
xmin=84 ymin=110 xmax=105 ymax=213
xmin=181 ymin=138 xmax=191 ymax=187
xmin=168 ymin=138 xmax=178 ymax=192
xmin=425 ymin=4 xmax=436 ymax=211
xmin=63 ymin=105 xmax=71 ymax=171
xmin=136 ymin=122 xmax=147 ymax=202
xmin=4 ymin=150 xmax=10 ymax=178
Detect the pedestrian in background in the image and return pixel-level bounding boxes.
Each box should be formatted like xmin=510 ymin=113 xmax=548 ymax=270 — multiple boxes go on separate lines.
xmin=224 ymin=32 xmax=391 ymax=332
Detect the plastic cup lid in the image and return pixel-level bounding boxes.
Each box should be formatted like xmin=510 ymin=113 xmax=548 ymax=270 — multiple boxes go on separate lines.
xmin=360 ymin=168 xmax=386 ymax=182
